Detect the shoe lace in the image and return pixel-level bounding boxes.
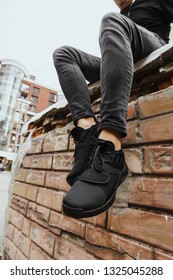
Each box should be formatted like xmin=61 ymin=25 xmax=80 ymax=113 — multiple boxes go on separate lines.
xmin=90 ymin=142 xmax=113 ymax=172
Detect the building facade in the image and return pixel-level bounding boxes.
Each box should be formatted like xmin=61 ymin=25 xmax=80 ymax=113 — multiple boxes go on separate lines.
xmin=0 ymin=58 xmax=59 ymax=161
xmin=21 ymin=78 xmax=58 ymax=114
xmin=0 ymin=59 xmax=28 ymax=152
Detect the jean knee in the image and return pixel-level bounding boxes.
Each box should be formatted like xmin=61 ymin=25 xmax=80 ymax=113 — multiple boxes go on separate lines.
xmin=53 ymin=45 xmax=73 ymax=64
xmin=101 ymin=12 xmax=124 ymax=27
xmin=99 ymin=12 xmax=128 ymax=43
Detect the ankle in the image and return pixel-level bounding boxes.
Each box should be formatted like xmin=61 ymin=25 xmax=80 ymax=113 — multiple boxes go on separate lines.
xmin=99 ymin=129 xmax=122 ymax=151
xmin=77 ymin=117 xmax=96 ymax=130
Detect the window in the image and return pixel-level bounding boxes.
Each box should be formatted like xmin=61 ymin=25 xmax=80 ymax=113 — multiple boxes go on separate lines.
xmin=32 ymin=87 xmax=40 ymax=96
xmin=29 ymin=105 xmax=36 ymax=113
xmin=31 ymin=96 xmax=38 ymax=104
xmin=21 ymin=83 xmax=30 ymax=93
xmin=49 ymin=92 xmax=57 ymax=102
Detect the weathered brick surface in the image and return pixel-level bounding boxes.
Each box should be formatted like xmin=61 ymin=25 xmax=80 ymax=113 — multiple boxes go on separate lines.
xmin=53 ymin=152 xmax=73 ymax=171
xmin=54 ymin=236 xmax=96 ymax=260
xmin=4 ymin=78 xmax=173 ymax=260
xmin=30 ymin=222 xmax=55 ymax=256
xmin=108 ymin=208 xmax=173 ymax=252
xmin=138 ymin=86 xmax=173 ymax=119
xmin=45 ymin=171 xmax=70 ymax=192
xmin=26 ymin=135 xmax=44 ymax=154
xmin=155 ymin=250 xmax=173 ymax=260
xmin=139 ymin=113 xmax=173 ymax=143
xmin=37 ymin=188 xmax=63 ymax=212
xmin=29 ymin=242 xmax=53 ymax=260
xmin=11 ymin=195 xmax=28 ymax=215
xmin=144 ymin=145 xmax=173 ymax=174
xmin=13 ymin=228 xmax=31 ymax=257
xmin=4 ymin=238 xmax=18 ymax=259
xmin=86 ymin=224 xmax=153 ymax=260
xmin=12 ymin=182 xmax=28 ymax=198
xmin=82 ymin=212 xmax=107 ymax=228
xmin=128 ymin=177 xmax=173 ymax=211
xmin=26 ymin=185 xmax=38 ymax=202
xmin=8 ymin=208 xmax=24 ymax=230
xmin=15 ymin=168 xmax=27 ymax=182
xmin=49 ymin=211 xmax=86 ymax=238
xmin=27 ymin=202 xmax=48 ymax=224
xmin=26 ymin=169 xmax=46 ymax=186
xmin=43 ymin=134 xmax=68 ymax=152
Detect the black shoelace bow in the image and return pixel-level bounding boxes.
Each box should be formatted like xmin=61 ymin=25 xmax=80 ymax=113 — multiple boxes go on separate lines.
xmin=88 ymin=138 xmax=113 ymax=172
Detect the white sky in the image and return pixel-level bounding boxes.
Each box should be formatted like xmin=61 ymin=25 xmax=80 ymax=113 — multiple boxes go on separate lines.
xmin=0 ymin=0 xmax=118 ymax=90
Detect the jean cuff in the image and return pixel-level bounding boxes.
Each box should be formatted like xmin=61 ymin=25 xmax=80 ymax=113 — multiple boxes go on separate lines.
xmin=98 ymin=123 xmax=127 ymax=138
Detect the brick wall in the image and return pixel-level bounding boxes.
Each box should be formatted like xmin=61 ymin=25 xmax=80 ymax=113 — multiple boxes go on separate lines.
xmin=3 ymin=45 xmax=173 ymax=260
xmin=3 ymin=81 xmax=173 ymax=260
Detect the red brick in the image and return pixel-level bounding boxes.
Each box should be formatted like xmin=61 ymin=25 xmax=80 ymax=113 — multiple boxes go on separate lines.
xmin=138 ymin=87 xmax=173 ymax=119
xmin=22 ymin=217 xmax=31 ymax=237
xmin=27 ymin=202 xmax=49 ymax=228
xmin=30 ymin=223 xmax=55 ymax=256
xmin=155 ymin=250 xmax=173 ymax=260
xmin=43 ymin=134 xmax=68 ymax=152
xmin=45 ymin=171 xmax=70 ymax=192
xmin=85 ymin=242 xmax=133 ymax=260
xmin=4 ymin=238 xmax=17 ymax=259
xmin=10 ymin=195 xmax=28 ymax=215
xmin=144 ymin=145 xmax=173 ymax=174
xmin=6 ymin=223 xmax=15 ymax=241
xmin=49 ymin=211 xmax=86 ymax=238
xmin=108 ymin=208 xmax=173 ymax=253
xmin=37 ymin=188 xmax=63 ymax=212
xmin=86 ymin=224 xmax=152 ymax=260
xmin=26 ymin=185 xmax=38 ymax=201
xmin=26 ymin=169 xmax=46 ymax=186
xmin=15 ymin=249 xmax=27 ymax=260
xmin=23 ymin=155 xmax=32 ymax=168
xmin=13 ymin=228 xmax=31 ymax=257
xmin=31 ymin=154 xmax=53 ymax=169
xmin=128 ymin=177 xmax=173 ymax=211
xmin=12 ymin=182 xmax=28 ymax=198
xmin=54 ymin=237 xmax=96 ymax=260
xmin=139 ymin=113 xmax=173 ymax=143
xmin=8 ymin=208 xmax=24 ymax=230
xmin=29 ymin=242 xmax=53 ymax=260
xmin=82 ymin=212 xmax=107 ymax=228
xmin=53 ymin=152 xmax=73 ymax=171
xmin=26 ymin=136 xmax=44 ymax=154
xmin=15 ymin=168 xmax=27 ymax=182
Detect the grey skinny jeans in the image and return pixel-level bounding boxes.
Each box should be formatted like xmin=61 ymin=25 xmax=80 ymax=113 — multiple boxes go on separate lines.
xmin=53 ymin=12 xmax=166 ymax=137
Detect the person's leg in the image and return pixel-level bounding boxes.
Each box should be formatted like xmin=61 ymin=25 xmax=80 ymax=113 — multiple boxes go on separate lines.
xmin=53 ymin=46 xmax=100 ymax=127
xmin=62 ymin=13 xmax=166 ymax=218
xmin=98 ymin=12 xmax=166 ymax=149
xmin=53 ymin=46 xmax=101 ymax=185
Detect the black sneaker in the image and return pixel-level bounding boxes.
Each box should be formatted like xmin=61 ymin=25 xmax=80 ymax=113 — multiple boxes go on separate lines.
xmin=67 ymin=124 xmax=99 ymax=186
xmin=63 ymin=139 xmax=128 ymax=218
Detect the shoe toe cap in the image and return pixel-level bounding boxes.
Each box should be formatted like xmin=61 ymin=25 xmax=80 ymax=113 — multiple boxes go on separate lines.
xmin=63 ymin=180 xmax=106 ymax=211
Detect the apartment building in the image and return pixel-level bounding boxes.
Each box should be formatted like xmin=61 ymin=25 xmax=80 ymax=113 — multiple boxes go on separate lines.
xmin=0 ymin=58 xmax=59 ymax=162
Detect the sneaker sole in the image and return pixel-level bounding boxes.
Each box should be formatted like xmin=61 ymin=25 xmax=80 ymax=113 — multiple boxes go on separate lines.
xmin=63 ymin=164 xmax=128 ymax=218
